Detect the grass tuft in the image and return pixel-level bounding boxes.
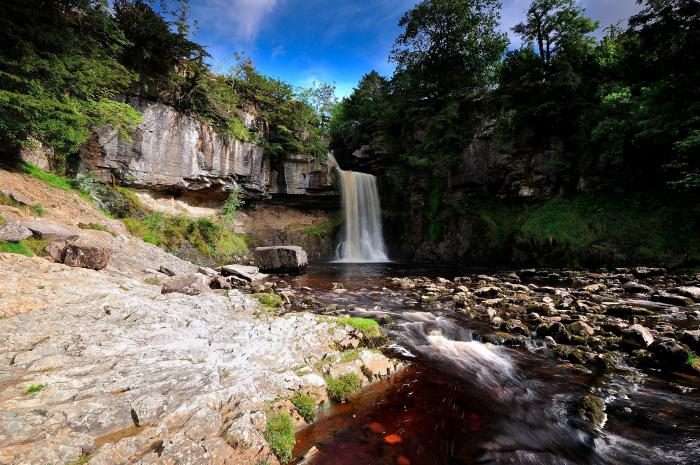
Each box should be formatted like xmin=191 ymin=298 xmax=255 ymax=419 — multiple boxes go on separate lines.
xmin=291 ymin=392 xmax=315 ymax=423
xmin=324 ymin=373 xmax=362 ymax=403
xmin=334 ymin=317 xmax=381 ymax=338
xmin=0 ymin=240 xmax=33 ymax=256
xmin=263 ymin=411 xmax=295 ymax=463
xmin=25 ymin=384 xmax=45 ymax=395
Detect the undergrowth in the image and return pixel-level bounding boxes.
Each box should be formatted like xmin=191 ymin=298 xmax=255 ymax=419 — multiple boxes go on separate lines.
xmin=324 ymin=373 xmax=362 ymax=403
xmin=291 ymin=392 xmax=315 ymax=423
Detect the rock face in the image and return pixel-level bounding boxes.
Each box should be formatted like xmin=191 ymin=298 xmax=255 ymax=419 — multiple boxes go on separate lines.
xmin=254 ymin=246 xmax=308 ymax=273
xmin=23 ymin=219 xmax=79 ymax=241
xmin=80 ymin=97 xmax=338 ymax=207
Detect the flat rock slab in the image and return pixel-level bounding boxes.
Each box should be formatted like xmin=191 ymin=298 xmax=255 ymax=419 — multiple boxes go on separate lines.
xmin=0 ymin=220 xmax=33 ymax=242
xmin=0 ymin=188 xmax=32 ymax=206
xmin=23 ymin=219 xmax=79 ymax=241
xmin=254 ymin=246 xmax=308 ymax=273
xmin=161 ymin=273 xmax=211 ymax=295
xmin=0 ymin=254 xmax=345 ymax=465
xmin=218 ymin=264 xmax=268 ymax=283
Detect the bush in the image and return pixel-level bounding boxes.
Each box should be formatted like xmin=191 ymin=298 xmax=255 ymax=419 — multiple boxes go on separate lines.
xmin=263 ymin=411 xmax=295 ymax=463
xmin=221 ymin=187 xmax=244 ymax=225
xmin=291 ymin=392 xmax=315 ymax=423
xmin=325 ymin=373 xmax=362 ymax=403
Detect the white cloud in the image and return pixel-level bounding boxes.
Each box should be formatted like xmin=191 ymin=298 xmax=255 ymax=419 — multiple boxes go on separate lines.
xmin=198 ymin=0 xmax=280 ymax=42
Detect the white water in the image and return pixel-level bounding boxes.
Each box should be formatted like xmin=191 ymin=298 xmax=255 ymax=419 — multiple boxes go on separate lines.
xmin=329 ymin=154 xmax=389 ymax=262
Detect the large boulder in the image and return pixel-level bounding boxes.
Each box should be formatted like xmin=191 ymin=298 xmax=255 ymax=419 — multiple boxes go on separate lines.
xmin=161 ymin=274 xmax=211 ymax=296
xmin=62 ymin=239 xmax=112 ymax=270
xmin=253 ymin=246 xmax=308 ymax=274
xmin=672 ymin=286 xmax=700 ymax=302
xmin=0 ymin=221 xmax=33 ymax=242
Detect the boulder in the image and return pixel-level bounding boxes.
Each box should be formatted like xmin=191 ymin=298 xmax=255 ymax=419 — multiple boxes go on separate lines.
xmin=672 ymin=286 xmax=700 ymax=302
xmin=0 ymin=188 xmax=32 ymax=206
xmin=568 ymin=321 xmax=595 ymax=337
xmin=218 ymin=264 xmax=268 ymax=283
xmin=23 ymin=219 xmax=78 ymax=241
xmin=473 ymin=286 xmax=501 ymax=298
xmin=633 ymin=267 xmax=666 ymax=278
xmin=582 ymin=283 xmax=606 ymax=293
xmin=622 ymin=282 xmax=653 ymax=294
xmin=622 ymin=324 xmax=654 ymax=349
xmin=62 ymin=239 xmax=112 ymax=270
xmin=253 ymin=246 xmax=308 ymax=274
xmin=0 ymin=221 xmax=33 ymax=242
xmin=680 ymin=330 xmax=700 ymax=353
xmin=651 ymin=293 xmax=694 ymax=307
xmin=161 ymin=274 xmax=211 ymax=296
xmin=650 ymin=338 xmax=691 ymax=370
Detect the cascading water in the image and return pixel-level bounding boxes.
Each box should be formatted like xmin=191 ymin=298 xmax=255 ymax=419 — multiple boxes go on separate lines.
xmin=329 ymin=154 xmax=389 ymax=262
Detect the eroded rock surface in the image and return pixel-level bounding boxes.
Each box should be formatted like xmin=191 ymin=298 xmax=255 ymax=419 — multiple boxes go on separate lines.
xmin=0 ymin=254 xmax=397 ymax=465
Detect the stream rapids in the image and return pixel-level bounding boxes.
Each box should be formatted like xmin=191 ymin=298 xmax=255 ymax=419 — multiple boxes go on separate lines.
xmin=283 ymin=263 xmax=700 ymax=465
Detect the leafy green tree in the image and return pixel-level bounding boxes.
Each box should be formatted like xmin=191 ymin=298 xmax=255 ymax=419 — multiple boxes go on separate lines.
xmin=513 ymin=0 xmax=599 ymax=69
xmin=0 ymin=0 xmax=141 ymax=169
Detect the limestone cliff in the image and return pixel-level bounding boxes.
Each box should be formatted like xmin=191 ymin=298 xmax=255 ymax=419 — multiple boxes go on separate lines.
xmin=80 ymin=97 xmax=338 ymax=208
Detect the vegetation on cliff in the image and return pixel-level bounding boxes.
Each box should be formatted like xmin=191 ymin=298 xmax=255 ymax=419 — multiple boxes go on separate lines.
xmin=331 ymin=0 xmax=699 ymax=192
xmin=0 ymin=0 xmax=332 ymax=172
xmin=331 ymin=0 xmax=699 ymax=266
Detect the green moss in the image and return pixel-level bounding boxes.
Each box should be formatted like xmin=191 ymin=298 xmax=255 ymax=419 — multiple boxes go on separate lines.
xmin=299 ymin=217 xmax=341 ymax=238
xmin=65 ymin=454 xmax=92 ymax=465
xmin=253 ymin=293 xmax=284 ymax=309
xmin=340 ymin=349 xmax=361 ymax=363
xmin=334 ymin=317 xmax=381 ymax=338
xmin=325 ymin=373 xmax=362 ymax=403
xmin=25 ymin=384 xmax=45 ymax=395
xmin=689 ymin=352 xmax=699 ymax=371
xmin=0 ymin=213 xmax=5 ymax=225
xmin=263 ymin=411 xmax=295 ymax=463
xmin=291 ymin=392 xmax=316 ymax=423
xmin=0 ymin=241 xmax=33 ymax=256
xmin=78 ymin=222 xmax=109 ymax=233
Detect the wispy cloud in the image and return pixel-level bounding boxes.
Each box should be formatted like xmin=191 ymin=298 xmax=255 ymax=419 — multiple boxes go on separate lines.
xmin=197 ymin=0 xmax=280 ymax=42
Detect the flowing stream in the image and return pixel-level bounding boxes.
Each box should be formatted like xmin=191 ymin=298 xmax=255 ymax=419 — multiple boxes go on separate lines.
xmin=329 ymin=154 xmax=389 ymax=262
xmin=285 ymin=263 xmax=700 ymax=465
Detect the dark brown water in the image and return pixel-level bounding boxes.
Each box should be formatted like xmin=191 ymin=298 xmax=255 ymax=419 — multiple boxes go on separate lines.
xmin=288 ymin=264 xmax=700 ymax=465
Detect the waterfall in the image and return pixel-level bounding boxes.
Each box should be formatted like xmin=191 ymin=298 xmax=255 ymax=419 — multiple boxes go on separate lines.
xmin=329 ymin=154 xmax=389 ymax=262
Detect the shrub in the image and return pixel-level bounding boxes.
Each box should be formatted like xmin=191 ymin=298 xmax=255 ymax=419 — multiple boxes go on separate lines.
xmin=263 ymin=411 xmax=295 ymax=463
xmin=221 ymin=187 xmax=244 ymax=225
xmin=291 ymin=392 xmax=315 ymax=423
xmin=325 ymin=373 xmax=362 ymax=403
xmin=31 ymin=204 xmax=46 ymax=216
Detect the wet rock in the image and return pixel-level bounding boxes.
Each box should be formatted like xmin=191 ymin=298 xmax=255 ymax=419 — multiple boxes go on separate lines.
xmin=568 ymin=321 xmax=595 ymax=337
xmin=651 ymin=293 xmax=694 ymax=307
xmin=0 ymin=220 xmax=33 ymax=242
xmin=623 ymin=281 xmax=653 ymax=294
xmin=161 ymin=273 xmax=211 ymax=295
xmin=582 ymin=283 xmax=606 ymax=293
xmin=606 ymin=305 xmax=655 ymax=318
xmin=633 ymin=267 xmax=666 ymax=277
xmin=218 ymin=264 xmax=268 ymax=283
xmin=474 ymin=286 xmax=500 ymax=298
xmin=622 ymin=324 xmax=655 ymax=349
xmin=672 ymin=286 xmax=700 ymax=302
xmin=24 ymin=219 xmax=79 ymax=241
xmin=504 ymin=319 xmax=530 ymax=336
xmin=577 ymin=394 xmax=606 ymax=428
xmin=680 ymin=330 xmax=700 ymax=352
xmin=253 ymin=246 xmax=308 ymax=274
xmin=61 ymin=239 xmax=112 ymax=270
xmin=650 ymin=338 xmax=691 ymax=371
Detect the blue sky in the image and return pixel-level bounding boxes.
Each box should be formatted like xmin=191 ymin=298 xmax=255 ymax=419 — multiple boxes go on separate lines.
xmin=188 ymin=0 xmax=642 ymax=97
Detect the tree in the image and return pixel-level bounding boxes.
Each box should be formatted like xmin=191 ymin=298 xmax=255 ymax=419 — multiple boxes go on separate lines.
xmin=513 ymin=0 xmax=598 ymax=69
xmin=391 ymin=0 xmax=508 ymax=98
